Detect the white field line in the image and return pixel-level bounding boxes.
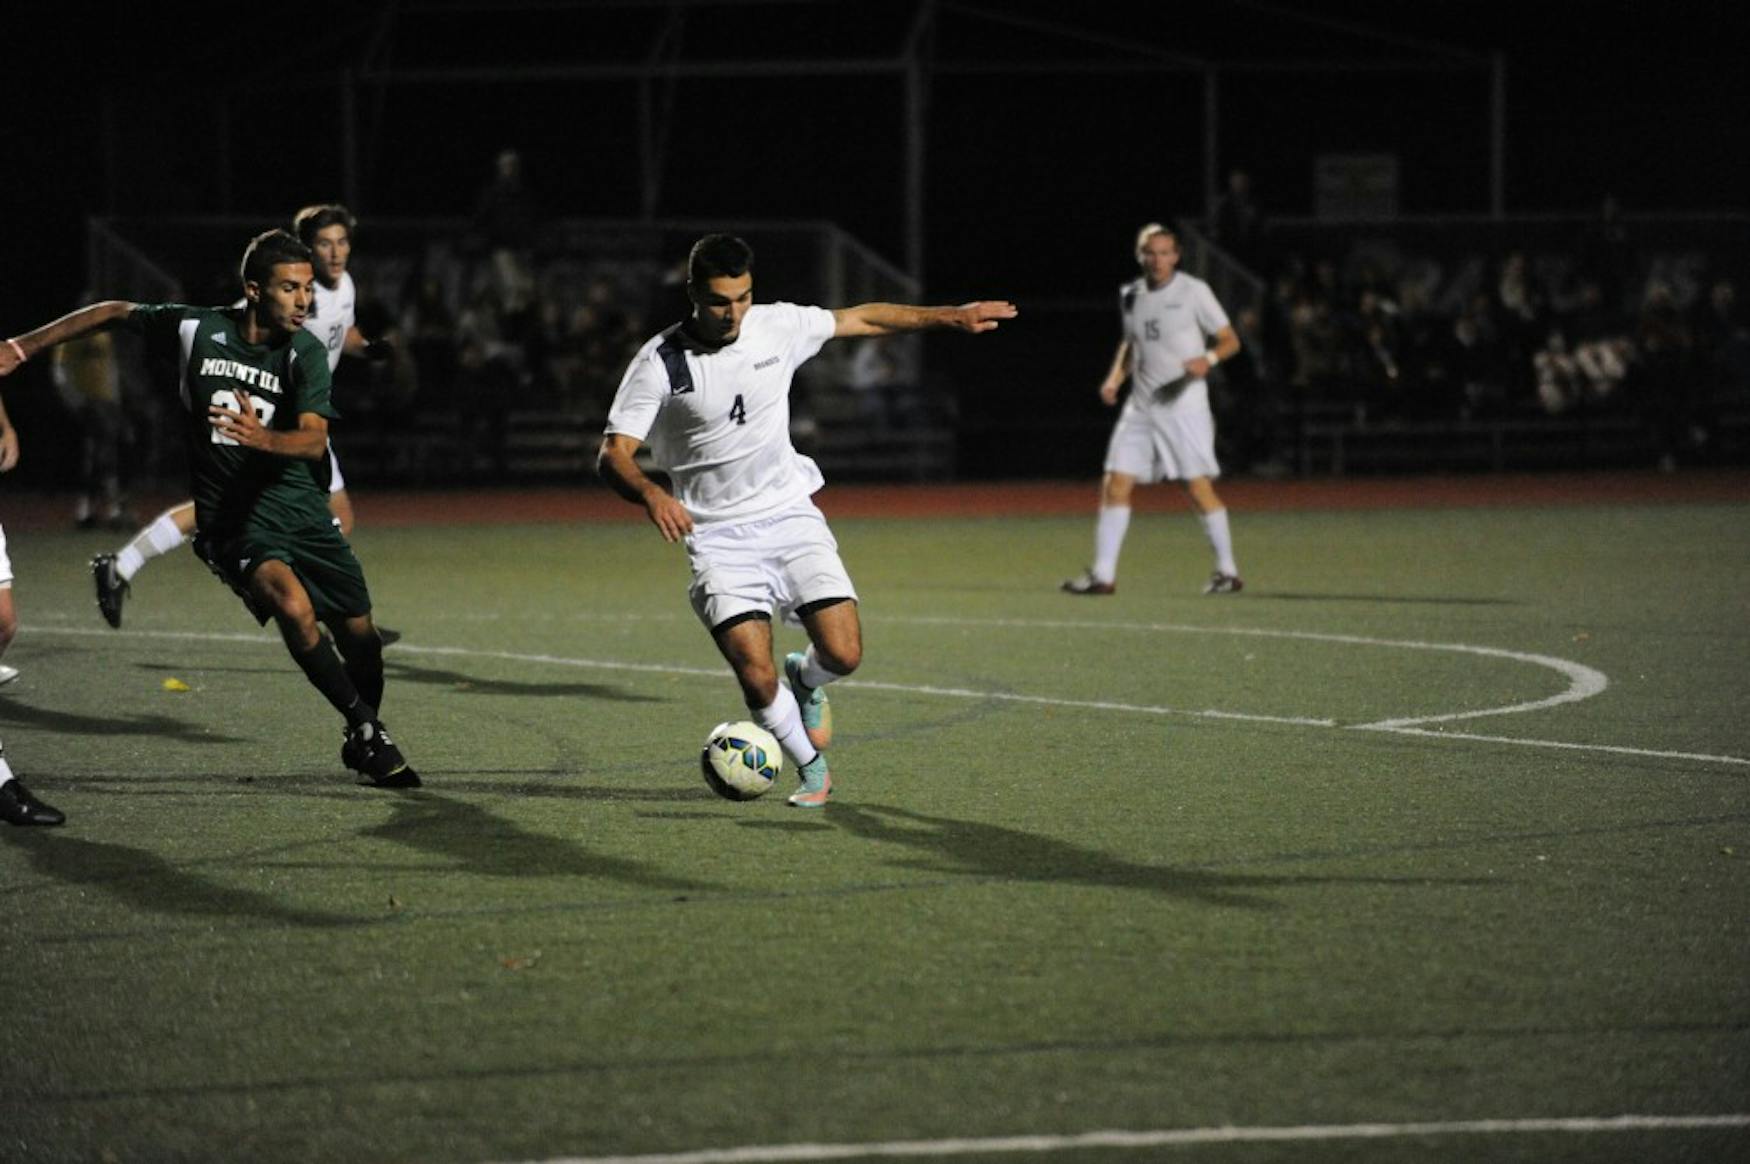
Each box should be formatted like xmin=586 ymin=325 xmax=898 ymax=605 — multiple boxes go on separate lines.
xmin=883 ymin=615 xmax=1609 ymax=729
xmin=26 ymin=625 xmax=1747 ymax=767
xmin=495 ymin=1114 xmax=1750 ymax=1164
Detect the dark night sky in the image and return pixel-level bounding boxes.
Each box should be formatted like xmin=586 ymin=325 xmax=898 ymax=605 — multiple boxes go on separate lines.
xmin=3 ymin=0 xmax=1745 ymax=323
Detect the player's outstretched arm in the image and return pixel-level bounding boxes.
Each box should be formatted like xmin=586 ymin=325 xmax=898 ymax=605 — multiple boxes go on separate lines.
xmin=0 ymin=301 xmax=136 ymax=377
xmin=597 ymin=433 xmax=693 ymax=544
xmin=832 ymin=301 xmax=1018 ymax=339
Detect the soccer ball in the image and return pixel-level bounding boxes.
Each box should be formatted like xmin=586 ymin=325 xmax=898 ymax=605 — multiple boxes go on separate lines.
xmin=700 ymin=721 xmax=783 ymax=801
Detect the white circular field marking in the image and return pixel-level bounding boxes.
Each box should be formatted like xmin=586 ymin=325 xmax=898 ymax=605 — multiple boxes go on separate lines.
xmin=27 ymin=622 xmax=1746 ymax=767
xmin=884 ymin=614 xmax=1609 ymax=730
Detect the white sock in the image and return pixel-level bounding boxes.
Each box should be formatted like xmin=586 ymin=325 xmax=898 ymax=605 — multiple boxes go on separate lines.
xmin=754 ymin=686 xmax=820 ymax=769
xmin=798 ymin=645 xmax=843 ymax=690
xmin=118 ymin=512 xmax=189 ymax=581
xmin=1199 ymin=508 xmax=1238 ymax=576
xmin=1091 ymin=505 xmax=1132 ymax=584
xmin=0 ymin=752 xmax=14 ymax=786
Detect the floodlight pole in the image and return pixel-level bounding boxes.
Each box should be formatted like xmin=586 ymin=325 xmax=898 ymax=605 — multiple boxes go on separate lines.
xmin=904 ymin=0 xmax=937 ymax=291
xmin=342 ymin=68 xmax=359 ymax=210
xmin=1203 ymin=65 xmax=1220 ymax=226
xmin=1490 ymin=50 xmax=1506 ymax=218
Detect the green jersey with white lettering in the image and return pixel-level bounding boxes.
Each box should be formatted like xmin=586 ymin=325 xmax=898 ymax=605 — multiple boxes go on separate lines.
xmin=126 ymin=304 xmax=339 ymax=538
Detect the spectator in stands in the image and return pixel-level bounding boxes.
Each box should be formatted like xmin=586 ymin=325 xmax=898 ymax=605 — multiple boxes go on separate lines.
xmin=1447 ymin=295 xmax=1510 ymax=419
xmin=402 ymin=272 xmax=459 ymax=412
xmin=468 ymin=148 xmax=543 ymax=323
xmin=1211 ymin=169 xmax=1266 ymax=270
xmin=49 ymin=294 xmax=132 ymax=530
xmin=1558 ymin=280 xmax=1631 ymax=407
xmin=1534 ymin=330 xmax=1584 ymax=416
xmin=1579 ymin=194 xmax=1636 ymax=318
xmin=1635 ymin=280 xmax=1696 ymax=469
xmin=1345 ymin=288 xmax=1404 ymax=419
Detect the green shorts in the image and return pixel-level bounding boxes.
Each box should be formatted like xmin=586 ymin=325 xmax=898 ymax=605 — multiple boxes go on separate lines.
xmin=196 ymin=519 xmax=373 ymax=625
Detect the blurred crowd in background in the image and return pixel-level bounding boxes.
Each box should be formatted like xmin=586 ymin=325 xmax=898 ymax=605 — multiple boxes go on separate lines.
xmin=22 ymin=156 xmax=1750 ymax=521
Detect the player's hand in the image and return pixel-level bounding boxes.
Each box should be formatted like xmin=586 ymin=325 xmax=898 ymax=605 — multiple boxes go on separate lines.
xmin=362 ymin=338 xmax=395 ymax=362
xmin=0 ymin=341 xmax=22 ymax=378
xmin=1099 ymin=379 xmax=1121 ymax=406
xmin=209 ymin=391 xmax=270 ymax=449
xmin=643 ymin=489 xmax=694 ymax=543
xmin=0 ymin=424 xmax=18 ymax=472
xmin=1184 ymin=355 xmax=1213 ymax=378
xmin=953 ymin=301 xmax=1018 ymax=333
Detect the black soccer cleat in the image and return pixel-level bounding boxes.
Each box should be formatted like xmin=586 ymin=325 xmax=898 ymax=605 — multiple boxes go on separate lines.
xmin=377 ymin=626 xmax=403 ymax=647
xmin=342 ymin=720 xmax=421 ymax=788
xmin=1202 ymin=571 xmax=1244 ymax=595
xmin=0 ymin=777 xmax=65 ymax=826
xmin=1060 ymin=568 xmax=1116 ymax=596
xmin=91 ymin=553 xmax=130 ymax=629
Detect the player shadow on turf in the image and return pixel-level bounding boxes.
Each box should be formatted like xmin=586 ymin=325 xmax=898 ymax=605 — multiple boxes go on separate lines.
xmin=9 ymin=831 xmax=368 ymax=929
xmin=382 ymin=659 xmax=668 ymax=701
xmin=801 ymin=804 xmax=1447 ymax=910
xmin=0 ymin=700 xmax=244 ymax=743
xmin=358 ymin=791 xmax=714 ymax=890
xmin=1246 ymin=592 xmax=1521 ymax=606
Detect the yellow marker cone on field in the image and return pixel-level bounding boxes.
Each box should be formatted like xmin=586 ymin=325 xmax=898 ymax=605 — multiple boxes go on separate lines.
xmin=162 ymin=677 xmax=191 ymax=692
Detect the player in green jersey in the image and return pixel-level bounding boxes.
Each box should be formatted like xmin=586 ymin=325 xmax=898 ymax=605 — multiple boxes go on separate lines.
xmin=0 ymin=229 xmax=418 ymax=788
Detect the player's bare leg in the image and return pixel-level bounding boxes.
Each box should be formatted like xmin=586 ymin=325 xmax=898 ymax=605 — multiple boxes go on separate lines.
xmin=787 ymin=597 xmax=860 ymax=750
xmin=1064 ymin=471 xmax=1136 ymax=595
xmin=0 ymin=585 xmax=17 ymax=687
xmin=0 ymin=584 xmax=60 ymax=823
xmin=713 ymin=614 xmax=831 ymax=807
xmin=1183 ymin=476 xmax=1241 ymax=594
xmin=92 ymin=501 xmax=198 ymax=628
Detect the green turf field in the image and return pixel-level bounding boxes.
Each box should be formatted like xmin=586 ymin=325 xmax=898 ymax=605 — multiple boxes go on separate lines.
xmin=2 ymin=496 xmax=1746 ymax=1163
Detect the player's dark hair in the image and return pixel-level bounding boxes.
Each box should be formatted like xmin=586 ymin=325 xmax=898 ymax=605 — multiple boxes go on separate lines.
xmin=240 ymin=229 xmax=314 ymax=287
xmin=688 ymin=234 xmax=754 ymax=287
xmin=292 ymin=203 xmax=357 ymax=248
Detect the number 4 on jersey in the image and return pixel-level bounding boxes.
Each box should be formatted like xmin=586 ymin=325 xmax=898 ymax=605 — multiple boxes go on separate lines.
xmin=729 ymin=395 xmax=747 ymax=425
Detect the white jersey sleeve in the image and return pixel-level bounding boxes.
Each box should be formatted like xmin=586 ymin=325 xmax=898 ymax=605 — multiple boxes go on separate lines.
xmin=604 ymin=340 xmax=669 ymax=442
xmin=1190 ymin=278 xmax=1231 ymax=337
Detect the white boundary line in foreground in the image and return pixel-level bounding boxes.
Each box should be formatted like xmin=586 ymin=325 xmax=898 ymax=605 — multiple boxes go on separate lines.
xmin=27 ymin=625 xmax=1747 ymax=768
xmin=497 ymin=1114 xmax=1750 ymax=1163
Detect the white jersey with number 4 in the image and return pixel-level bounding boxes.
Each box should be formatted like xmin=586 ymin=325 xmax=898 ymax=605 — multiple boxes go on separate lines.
xmin=305 ymin=271 xmax=356 ymax=375
xmin=606 ymin=302 xmax=836 ymax=527
xmin=1119 ymin=271 xmax=1230 ymax=417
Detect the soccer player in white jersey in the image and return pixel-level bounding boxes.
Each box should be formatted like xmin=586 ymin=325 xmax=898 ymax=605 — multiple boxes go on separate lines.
xmin=1063 ymin=223 xmax=1245 ymax=596
xmin=0 ymin=381 xmax=67 ymax=823
xmin=599 ymin=234 xmax=1016 ymax=807
xmin=90 ymin=204 xmax=392 ymax=630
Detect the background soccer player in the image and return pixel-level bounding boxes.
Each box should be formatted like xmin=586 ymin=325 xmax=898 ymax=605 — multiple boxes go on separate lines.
xmin=2 ymin=229 xmax=417 ymax=788
xmin=1062 ymin=222 xmax=1245 ymax=597
xmin=598 ymin=233 xmax=1016 ymax=807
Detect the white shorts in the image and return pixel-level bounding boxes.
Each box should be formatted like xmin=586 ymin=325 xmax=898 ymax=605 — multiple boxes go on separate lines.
xmin=0 ymin=523 xmax=11 ymax=588
xmin=327 ymin=442 xmax=346 ymax=494
xmin=1104 ymin=402 xmax=1221 ymax=483
xmin=685 ymin=501 xmax=857 ymax=631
